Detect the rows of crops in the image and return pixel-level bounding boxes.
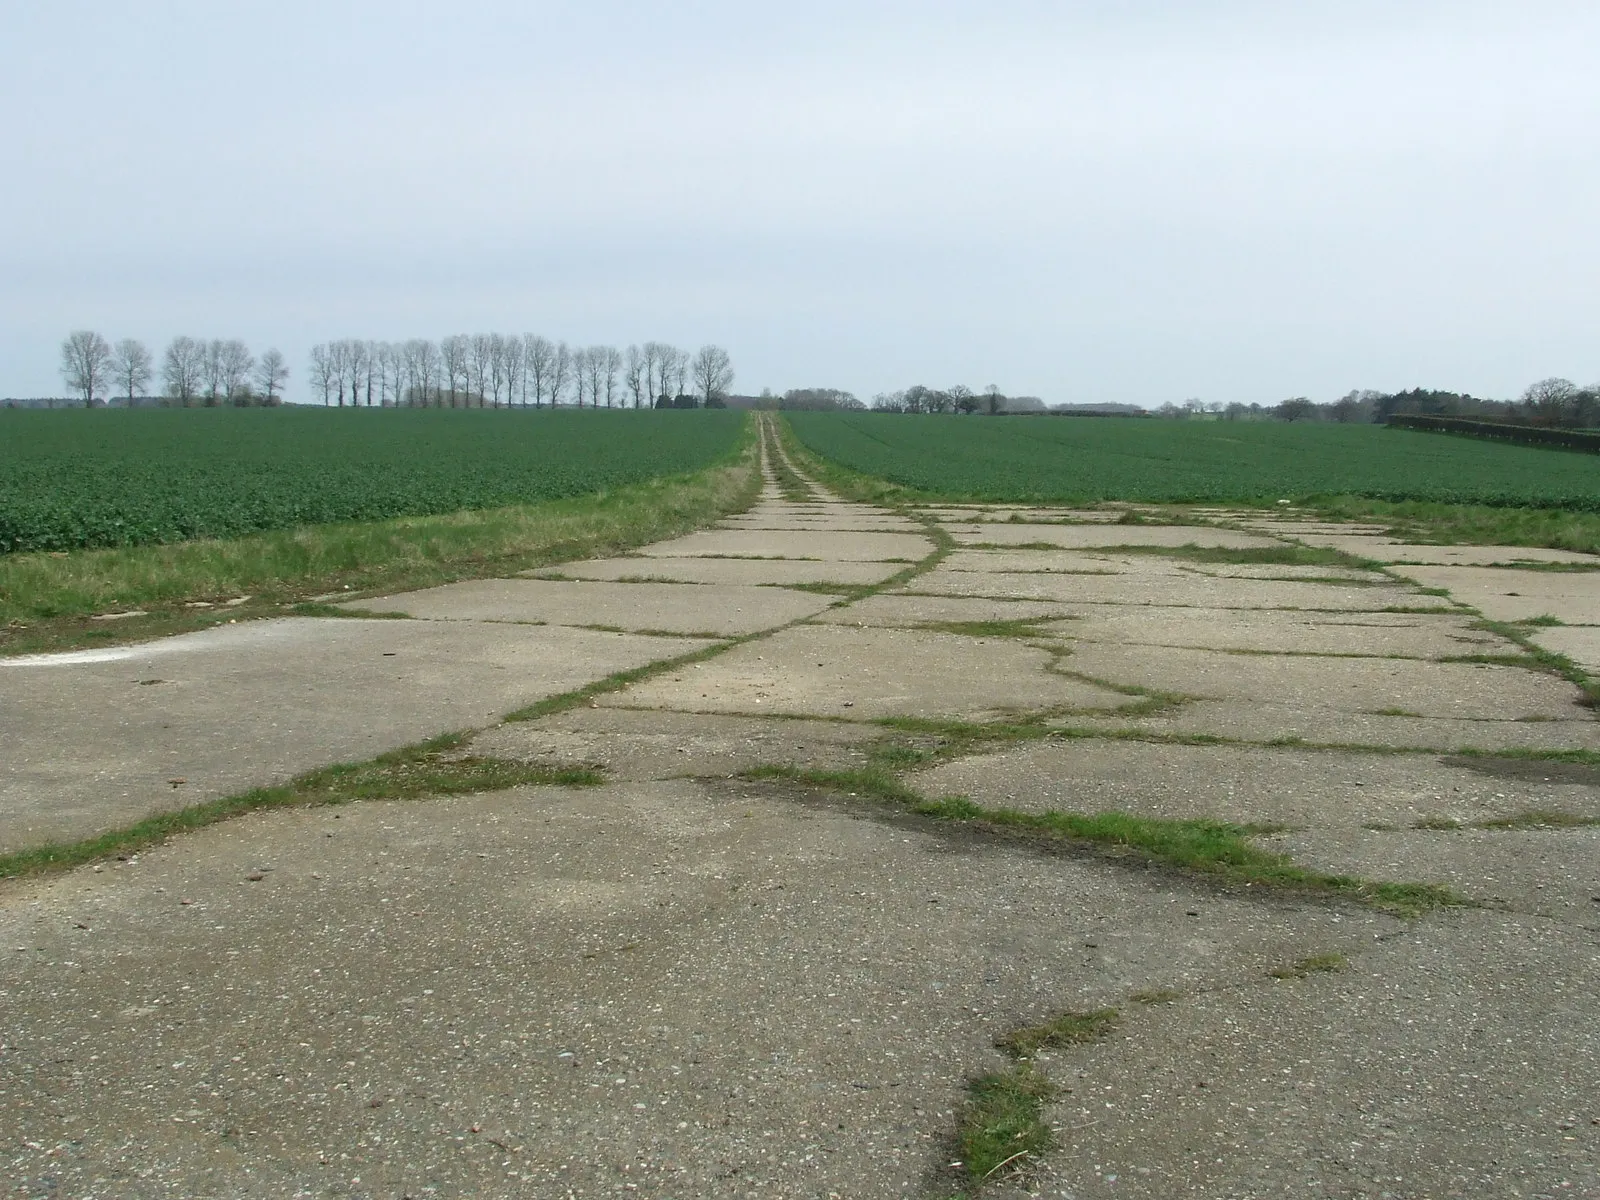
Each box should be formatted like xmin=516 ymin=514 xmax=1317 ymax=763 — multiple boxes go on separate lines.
xmin=0 ymin=408 xmax=745 ymax=553
xmin=786 ymin=414 xmax=1600 ymax=510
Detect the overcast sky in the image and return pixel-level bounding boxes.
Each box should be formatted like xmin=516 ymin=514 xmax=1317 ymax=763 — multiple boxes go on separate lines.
xmin=2 ymin=0 xmax=1597 ymax=406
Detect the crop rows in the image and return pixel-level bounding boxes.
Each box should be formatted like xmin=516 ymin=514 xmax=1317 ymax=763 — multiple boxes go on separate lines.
xmin=0 ymin=408 xmax=745 ymax=553
xmin=786 ymin=414 xmax=1600 ymax=510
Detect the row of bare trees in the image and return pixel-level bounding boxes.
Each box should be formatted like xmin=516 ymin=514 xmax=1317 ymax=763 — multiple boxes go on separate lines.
xmin=306 ymin=336 xmax=734 ymax=410
xmin=59 ymin=331 xmax=289 ymax=407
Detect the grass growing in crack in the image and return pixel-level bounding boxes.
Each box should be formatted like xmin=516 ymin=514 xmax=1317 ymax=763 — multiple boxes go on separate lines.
xmin=1472 ymin=618 xmax=1600 ymax=707
xmin=914 ymin=617 xmax=1065 ymax=639
xmin=1517 ymin=614 xmax=1565 ymax=626
xmin=503 ymin=638 xmax=742 ymax=723
xmin=1269 ymin=952 xmax=1348 ymax=979
xmin=0 ymin=734 xmax=604 ymax=879
xmin=952 ymin=1066 xmax=1056 ymax=1185
xmin=997 ymin=1008 xmax=1119 ymax=1058
xmin=908 ymin=798 xmax=1466 ymax=916
xmin=1415 ymin=810 xmax=1600 ymax=832
xmin=1100 ymin=542 xmax=1377 ymax=570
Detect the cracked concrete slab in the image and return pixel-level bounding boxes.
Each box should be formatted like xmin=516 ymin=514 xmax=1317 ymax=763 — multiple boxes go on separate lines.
xmin=1061 ymin=640 xmax=1585 ymax=721
xmin=471 ymin=708 xmax=878 ymax=780
xmin=531 ymin=555 xmax=900 ymax=587
xmin=598 ymin=624 xmax=1131 ymax=721
xmin=0 ymin=618 xmax=714 ymax=852
xmin=635 ymin=528 xmax=932 ymax=562
xmin=808 ymin=593 xmax=1081 ymax=627
xmin=1290 ymin=535 xmax=1600 ymax=567
xmin=1059 ymin=701 xmax=1600 ymax=752
xmin=0 ymin=779 xmax=1396 ymax=1199
xmin=944 ymin=523 xmax=1282 ymax=549
xmin=1263 ymin=825 xmax=1600 ymax=915
xmin=340 ymin=578 xmax=832 ymax=637
xmin=908 ymin=565 xmax=1426 ymax=611
xmin=1386 ymin=563 xmax=1600 ymax=623
xmin=1529 ymin=624 xmax=1600 ymax=673
xmin=908 ymin=740 xmax=1600 ymax=830
xmin=991 ymin=911 xmax=1600 ymax=1200
xmin=1060 ymin=606 xmax=1501 ymax=658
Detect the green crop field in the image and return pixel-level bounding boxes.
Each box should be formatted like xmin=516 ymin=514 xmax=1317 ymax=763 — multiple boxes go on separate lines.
xmin=786 ymin=414 xmax=1600 ymax=510
xmin=0 ymin=408 xmax=746 ymax=553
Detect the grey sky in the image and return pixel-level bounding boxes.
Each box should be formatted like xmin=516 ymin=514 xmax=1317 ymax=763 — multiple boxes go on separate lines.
xmin=3 ymin=0 xmax=1596 ymax=405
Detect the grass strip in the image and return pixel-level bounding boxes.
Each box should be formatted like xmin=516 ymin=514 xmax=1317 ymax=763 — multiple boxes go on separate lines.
xmin=1 ymin=418 xmax=762 ymax=656
xmin=0 ymin=733 xmax=603 ymax=879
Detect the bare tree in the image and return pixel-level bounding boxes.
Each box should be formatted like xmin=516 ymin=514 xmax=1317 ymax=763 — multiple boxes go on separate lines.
xmin=668 ymin=346 xmax=690 ymax=401
xmin=582 ymin=345 xmax=608 ymax=408
xmin=163 ymin=336 xmax=207 ymax=406
xmin=600 ymin=345 xmax=623 ymax=408
xmin=549 ymin=341 xmax=572 ymax=407
xmin=692 ymin=344 xmax=734 ymax=406
xmin=109 ymin=338 xmax=153 ymax=405
xmin=524 ymin=335 xmax=554 ymax=407
xmin=217 ymin=339 xmax=253 ymax=404
xmin=568 ymin=347 xmax=590 ymax=407
xmin=440 ymin=335 xmax=469 ymax=407
xmin=948 ymin=384 xmax=978 ymax=414
xmin=642 ymin=342 xmax=665 ymax=406
xmin=1522 ymin=377 xmax=1578 ymax=425
xmin=337 ymin=339 xmax=368 ymax=408
xmin=308 ymin=343 xmax=336 ymax=405
xmin=500 ymin=334 xmax=523 ymax=408
xmin=254 ymin=348 xmax=289 ymax=404
xmin=201 ymin=339 xmax=226 ymax=405
xmin=624 ymin=344 xmax=646 ymax=409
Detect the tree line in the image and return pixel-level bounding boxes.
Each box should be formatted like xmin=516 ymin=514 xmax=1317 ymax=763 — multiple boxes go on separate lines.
xmin=305 ymin=337 xmax=733 ymax=409
xmin=1156 ymin=378 xmax=1600 ymax=428
xmin=54 ymin=330 xmax=734 ymax=411
xmin=59 ymin=331 xmax=289 ymax=408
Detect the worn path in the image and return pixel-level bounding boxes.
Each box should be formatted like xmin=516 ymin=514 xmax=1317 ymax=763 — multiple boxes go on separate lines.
xmin=2 ymin=419 xmax=1598 ymax=1198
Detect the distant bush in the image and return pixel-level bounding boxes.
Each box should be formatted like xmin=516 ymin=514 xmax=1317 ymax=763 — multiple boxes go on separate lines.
xmin=1386 ymin=414 xmax=1600 ymax=454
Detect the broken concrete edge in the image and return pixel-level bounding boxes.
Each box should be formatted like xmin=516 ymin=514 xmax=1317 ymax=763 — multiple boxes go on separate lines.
xmin=0 ymin=730 xmax=606 ymax=881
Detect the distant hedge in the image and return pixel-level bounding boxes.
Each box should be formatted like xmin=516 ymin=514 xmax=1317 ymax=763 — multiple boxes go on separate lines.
xmin=1387 ymin=414 xmax=1600 ymax=454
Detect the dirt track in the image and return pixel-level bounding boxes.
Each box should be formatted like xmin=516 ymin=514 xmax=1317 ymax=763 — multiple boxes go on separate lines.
xmin=3 ymin=420 xmax=1597 ymax=1198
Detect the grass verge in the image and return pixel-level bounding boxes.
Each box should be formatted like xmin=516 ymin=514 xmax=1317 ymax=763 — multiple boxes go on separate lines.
xmin=1 ymin=418 xmax=761 ymax=656
xmin=0 ymin=733 xmax=603 ymax=880
xmin=1310 ymin=496 xmax=1600 ymax=557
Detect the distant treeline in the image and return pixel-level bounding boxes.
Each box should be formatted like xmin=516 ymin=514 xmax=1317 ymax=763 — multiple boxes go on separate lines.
xmin=305 ymin=337 xmax=733 ymax=409
xmin=49 ymin=330 xmax=735 ymax=410
xmin=1155 ymin=380 xmax=1599 ymax=428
